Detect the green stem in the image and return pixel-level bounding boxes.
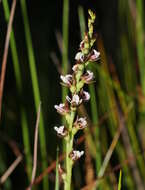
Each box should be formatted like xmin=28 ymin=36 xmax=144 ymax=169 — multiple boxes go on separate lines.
xmin=64 ymin=65 xmax=84 ymax=190
xmin=64 ymin=110 xmax=75 ymax=190
xmin=62 ymin=0 xmax=69 ymax=102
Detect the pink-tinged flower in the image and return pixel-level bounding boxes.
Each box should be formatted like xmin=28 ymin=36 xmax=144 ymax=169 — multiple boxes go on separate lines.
xmin=60 ymin=74 xmax=72 ymax=86
xmin=72 ymin=64 xmax=78 ymax=72
xmin=69 ymin=150 xmax=84 ymax=161
xmin=89 ymin=49 xmax=100 ymax=62
xmin=54 ymin=126 xmax=68 ymax=137
xmin=66 ymin=94 xmax=82 ymax=106
xmin=75 ymin=52 xmax=84 ymax=62
xmin=82 ymin=70 xmax=94 ymax=84
xmin=81 ymin=90 xmax=90 ymax=101
xmin=80 ymin=40 xmax=85 ymax=50
xmin=54 ymin=103 xmax=69 ymax=115
xmin=80 ymin=33 xmax=89 ymax=50
xmin=74 ymin=117 xmax=87 ymax=129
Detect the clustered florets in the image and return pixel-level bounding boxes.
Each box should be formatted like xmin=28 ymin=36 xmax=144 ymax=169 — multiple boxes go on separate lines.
xmin=53 ymin=10 xmax=100 ymax=185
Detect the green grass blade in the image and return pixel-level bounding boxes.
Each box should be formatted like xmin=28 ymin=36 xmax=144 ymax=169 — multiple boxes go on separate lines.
xmin=21 ymin=108 xmax=32 ymax=179
xmin=20 ymin=0 xmax=48 ymax=189
xmin=136 ymin=0 xmax=145 ymax=98
xmin=2 ymin=0 xmax=32 ymax=180
xmin=62 ymin=0 xmax=69 ymax=101
xmin=55 ymin=147 xmax=59 ymax=190
xmin=96 ymin=38 xmax=134 ymax=189
xmin=0 ymin=150 xmax=12 ymax=189
xmin=118 ymin=170 xmax=122 ymax=190
xmin=78 ymin=6 xmax=86 ymax=38
xmin=62 ymin=0 xmax=69 ymax=161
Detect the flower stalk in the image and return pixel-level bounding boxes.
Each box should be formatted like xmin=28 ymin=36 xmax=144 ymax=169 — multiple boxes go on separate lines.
xmin=54 ymin=10 xmax=100 ymax=190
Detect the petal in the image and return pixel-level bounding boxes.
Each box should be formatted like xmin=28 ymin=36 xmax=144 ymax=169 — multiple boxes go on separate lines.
xmin=72 ymin=94 xmax=80 ymax=104
xmin=82 ymin=91 xmax=90 ymax=101
xmin=66 ymin=96 xmax=71 ymax=103
xmin=75 ymin=52 xmax=84 ymax=62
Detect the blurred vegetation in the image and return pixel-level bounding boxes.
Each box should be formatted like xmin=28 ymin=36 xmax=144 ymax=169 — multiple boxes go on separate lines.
xmin=0 ymin=0 xmax=145 ymax=189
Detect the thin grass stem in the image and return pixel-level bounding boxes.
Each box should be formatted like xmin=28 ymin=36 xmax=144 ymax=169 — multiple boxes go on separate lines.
xmin=2 ymin=0 xmax=32 ymax=180
xmin=20 ymin=0 xmax=48 ymax=189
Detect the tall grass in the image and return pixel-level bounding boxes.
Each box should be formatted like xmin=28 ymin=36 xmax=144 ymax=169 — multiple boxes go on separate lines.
xmin=136 ymin=0 xmax=145 ymax=99
xmin=2 ymin=0 xmax=32 ymax=180
xmin=20 ymin=0 xmax=48 ymax=189
xmin=62 ymin=0 xmax=69 ymax=101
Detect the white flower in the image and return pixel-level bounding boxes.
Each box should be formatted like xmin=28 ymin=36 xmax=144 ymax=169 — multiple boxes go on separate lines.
xmin=54 ymin=103 xmax=69 ymax=115
xmin=76 ymin=117 xmax=87 ymax=129
xmin=54 ymin=126 xmax=67 ymax=137
xmin=75 ymin=52 xmax=84 ymax=62
xmin=69 ymin=150 xmax=84 ymax=161
xmin=60 ymin=74 xmax=72 ymax=86
xmin=81 ymin=90 xmax=90 ymax=101
xmin=89 ymin=49 xmax=100 ymax=61
xmin=72 ymin=94 xmax=82 ymax=105
xmin=66 ymin=94 xmax=82 ymax=106
xmin=82 ymin=70 xmax=94 ymax=83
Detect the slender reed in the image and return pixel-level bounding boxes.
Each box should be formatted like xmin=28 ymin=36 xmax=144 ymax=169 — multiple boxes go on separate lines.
xmin=62 ymin=0 xmax=69 ymax=131
xmin=136 ymin=0 xmax=145 ymax=99
xmin=54 ymin=10 xmax=100 ymax=190
xmin=118 ymin=170 xmax=122 ymax=190
xmin=0 ymin=0 xmax=16 ymax=119
xmin=62 ymin=0 xmax=69 ymax=99
xmin=2 ymin=0 xmax=32 ymax=180
xmin=27 ymin=103 xmax=41 ymax=190
xmin=20 ymin=0 xmax=48 ymax=188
